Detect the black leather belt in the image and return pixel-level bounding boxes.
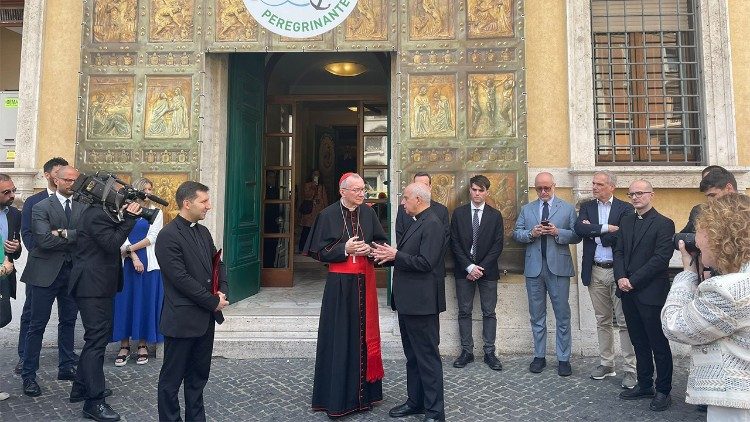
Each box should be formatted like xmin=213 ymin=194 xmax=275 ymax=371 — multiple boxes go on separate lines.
xmin=594 ymin=261 xmax=614 ymax=269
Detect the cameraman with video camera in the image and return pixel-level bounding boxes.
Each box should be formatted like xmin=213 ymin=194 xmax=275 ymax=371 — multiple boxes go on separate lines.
xmin=67 ymin=173 xmax=161 ymax=422
xmin=661 ymin=193 xmax=750 ymax=421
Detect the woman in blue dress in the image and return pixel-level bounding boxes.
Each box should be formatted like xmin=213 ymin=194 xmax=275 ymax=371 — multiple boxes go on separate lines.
xmin=112 ymin=177 xmax=164 ymax=366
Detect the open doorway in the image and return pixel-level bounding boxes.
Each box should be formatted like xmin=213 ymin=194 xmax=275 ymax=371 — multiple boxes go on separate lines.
xmin=258 ymin=52 xmax=391 ymax=287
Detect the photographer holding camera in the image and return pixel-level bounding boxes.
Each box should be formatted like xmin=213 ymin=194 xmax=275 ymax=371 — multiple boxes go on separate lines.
xmin=68 ymin=178 xmax=144 ymax=422
xmin=661 ymin=193 xmax=750 ymax=421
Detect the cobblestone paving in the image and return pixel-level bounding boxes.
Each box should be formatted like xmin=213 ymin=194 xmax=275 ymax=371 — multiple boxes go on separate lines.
xmin=0 ymin=350 xmax=704 ymax=421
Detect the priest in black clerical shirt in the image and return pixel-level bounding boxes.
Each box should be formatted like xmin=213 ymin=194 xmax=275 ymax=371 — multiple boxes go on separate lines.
xmin=155 ymin=181 xmax=229 ymax=422
xmin=614 ymin=180 xmax=675 ymax=412
xmin=304 ymin=172 xmax=388 ymax=418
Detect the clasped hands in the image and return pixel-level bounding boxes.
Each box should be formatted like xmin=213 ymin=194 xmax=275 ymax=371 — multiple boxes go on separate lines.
xmin=467 ymin=265 xmax=485 ymax=281
xmin=215 ymin=291 xmax=229 ymax=311
xmin=345 ymin=236 xmax=373 ymax=257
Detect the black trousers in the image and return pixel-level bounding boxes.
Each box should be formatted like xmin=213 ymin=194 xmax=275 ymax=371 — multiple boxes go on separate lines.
xmin=17 ymin=285 xmax=31 ymax=360
xmin=158 ymin=322 xmax=215 ymax=422
xmin=22 ymin=263 xmax=78 ymax=380
xmin=455 ymin=277 xmax=498 ymax=354
xmin=72 ymin=296 xmax=113 ymax=406
xmin=398 ymin=313 xmax=444 ymax=420
xmin=621 ymin=295 xmax=673 ymax=394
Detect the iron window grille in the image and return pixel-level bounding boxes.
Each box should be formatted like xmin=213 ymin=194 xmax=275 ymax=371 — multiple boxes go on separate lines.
xmin=591 ymin=0 xmax=703 ymax=164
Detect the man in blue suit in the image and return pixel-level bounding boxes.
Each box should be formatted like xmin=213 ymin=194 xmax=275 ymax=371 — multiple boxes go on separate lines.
xmin=513 ymin=172 xmax=581 ymax=376
xmin=15 ymin=157 xmax=69 ymax=375
xmin=574 ymin=171 xmax=636 ymax=388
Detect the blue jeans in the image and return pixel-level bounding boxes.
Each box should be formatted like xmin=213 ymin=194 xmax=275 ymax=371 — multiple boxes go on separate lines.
xmin=21 ymin=263 xmax=78 ymax=380
xmin=525 ymin=261 xmax=572 ymax=361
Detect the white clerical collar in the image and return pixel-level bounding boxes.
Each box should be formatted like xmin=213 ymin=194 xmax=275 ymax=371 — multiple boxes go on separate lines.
xmin=190 ymin=222 xmax=196 ymax=227
xmin=340 ymin=199 xmax=357 ymax=212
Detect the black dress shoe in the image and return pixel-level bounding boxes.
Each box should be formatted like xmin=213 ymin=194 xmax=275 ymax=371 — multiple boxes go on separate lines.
xmin=58 ymin=367 xmax=77 ymax=381
xmin=23 ymin=379 xmax=41 ymax=397
xmin=389 ymin=402 xmax=425 ymax=418
xmin=558 ymin=361 xmax=572 ymax=377
xmin=452 ymin=350 xmax=475 ymax=368
xmin=484 ymin=353 xmax=503 ymax=371
xmin=649 ymin=392 xmax=672 ymax=411
xmin=529 ymin=357 xmax=546 ymax=373
xmin=82 ymin=402 xmax=120 ymax=421
xmin=619 ymin=385 xmax=655 ymax=400
xmin=70 ymin=388 xmax=113 ymax=403
xmin=14 ymin=359 xmax=22 ymax=375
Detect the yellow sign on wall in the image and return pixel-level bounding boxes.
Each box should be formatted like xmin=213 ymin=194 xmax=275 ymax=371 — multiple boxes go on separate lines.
xmin=3 ymin=98 xmax=18 ymax=108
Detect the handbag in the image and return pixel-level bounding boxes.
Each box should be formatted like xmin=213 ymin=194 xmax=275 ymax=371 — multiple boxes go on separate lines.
xmin=0 ymin=276 xmax=11 ymax=328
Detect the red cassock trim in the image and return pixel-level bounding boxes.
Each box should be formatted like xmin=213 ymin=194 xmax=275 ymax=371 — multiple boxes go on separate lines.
xmin=328 ymin=256 xmax=384 ymax=382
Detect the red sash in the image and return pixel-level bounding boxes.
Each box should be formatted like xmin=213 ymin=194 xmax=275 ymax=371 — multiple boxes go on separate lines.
xmin=328 ymin=256 xmax=384 ymax=382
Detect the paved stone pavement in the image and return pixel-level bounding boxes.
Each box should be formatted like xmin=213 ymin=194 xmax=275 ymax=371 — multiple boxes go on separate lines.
xmin=0 ymin=350 xmax=704 ymax=421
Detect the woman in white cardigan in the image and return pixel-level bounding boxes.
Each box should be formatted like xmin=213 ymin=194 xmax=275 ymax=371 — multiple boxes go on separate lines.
xmin=112 ymin=178 xmax=165 ymax=366
xmin=661 ymin=193 xmax=750 ymax=421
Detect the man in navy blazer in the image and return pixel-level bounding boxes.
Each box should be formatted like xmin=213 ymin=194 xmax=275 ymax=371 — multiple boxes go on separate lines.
xmin=15 ymin=156 xmax=68 ymax=375
xmin=574 ymin=171 xmax=636 ymax=388
xmin=450 ymin=175 xmax=504 ymax=371
xmin=0 ymin=174 xmax=22 ymax=297
xmin=512 ymin=172 xmax=581 ymax=376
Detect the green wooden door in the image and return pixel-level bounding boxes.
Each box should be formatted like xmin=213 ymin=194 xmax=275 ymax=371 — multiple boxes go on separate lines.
xmin=225 ymin=53 xmax=264 ymax=300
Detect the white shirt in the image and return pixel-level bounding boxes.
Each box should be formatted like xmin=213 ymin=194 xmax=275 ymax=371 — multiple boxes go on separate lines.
xmin=55 ymin=191 xmax=72 ymax=210
xmin=46 ymin=188 xmax=55 ymax=197
xmin=466 ymin=202 xmax=486 ymax=273
xmin=594 ymin=196 xmax=614 ymax=263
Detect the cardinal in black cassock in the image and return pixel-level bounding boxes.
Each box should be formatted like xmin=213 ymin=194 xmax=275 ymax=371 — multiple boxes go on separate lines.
xmin=304 ymin=172 xmax=389 ymax=418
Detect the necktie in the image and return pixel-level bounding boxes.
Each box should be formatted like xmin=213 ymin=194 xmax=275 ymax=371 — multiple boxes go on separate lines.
xmin=471 ymin=208 xmax=480 ymax=261
xmin=64 ymin=199 xmax=72 ymax=224
xmin=541 ymin=201 xmax=549 ymax=259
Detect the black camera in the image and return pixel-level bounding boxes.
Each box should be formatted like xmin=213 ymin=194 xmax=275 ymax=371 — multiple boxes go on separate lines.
xmin=673 ymin=233 xmax=700 ymax=254
xmin=71 ymin=172 xmax=169 ymax=225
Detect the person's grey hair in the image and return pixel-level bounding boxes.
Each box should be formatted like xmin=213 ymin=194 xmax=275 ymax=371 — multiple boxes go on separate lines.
xmin=0 ymin=173 xmax=11 ymax=182
xmin=409 ymin=182 xmax=431 ymax=203
xmin=340 ymin=174 xmax=363 ymax=189
xmin=594 ymin=170 xmax=617 ymax=187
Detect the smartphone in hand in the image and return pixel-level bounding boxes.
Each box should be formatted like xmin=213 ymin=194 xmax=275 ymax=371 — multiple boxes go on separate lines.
xmin=541 ymin=220 xmax=550 ymax=226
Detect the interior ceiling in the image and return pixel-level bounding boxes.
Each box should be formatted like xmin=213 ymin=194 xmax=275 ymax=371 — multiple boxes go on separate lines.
xmin=266 ymin=52 xmax=389 ymax=95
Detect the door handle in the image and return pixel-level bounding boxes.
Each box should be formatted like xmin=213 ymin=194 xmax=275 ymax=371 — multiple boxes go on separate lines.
xmin=245 ymin=181 xmax=256 ymax=186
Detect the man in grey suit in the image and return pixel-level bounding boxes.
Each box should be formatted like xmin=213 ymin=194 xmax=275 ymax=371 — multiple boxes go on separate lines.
xmin=19 ymin=166 xmax=82 ymax=397
xmin=513 ymin=172 xmax=581 ymax=376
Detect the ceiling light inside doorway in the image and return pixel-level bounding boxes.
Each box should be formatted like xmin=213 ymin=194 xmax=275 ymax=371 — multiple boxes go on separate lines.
xmin=324 ymin=62 xmax=366 ymax=77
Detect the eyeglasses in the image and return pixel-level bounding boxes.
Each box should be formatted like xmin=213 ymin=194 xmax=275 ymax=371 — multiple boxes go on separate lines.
xmin=57 ymin=178 xmax=77 ymax=184
xmin=342 ymin=187 xmax=365 ymax=194
xmin=1 ymin=188 xmax=16 ymax=195
xmin=534 ymin=186 xmax=553 ymax=192
xmin=626 ymin=191 xmax=653 ymax=198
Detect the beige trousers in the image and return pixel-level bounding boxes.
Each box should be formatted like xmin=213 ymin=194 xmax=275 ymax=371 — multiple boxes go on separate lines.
xmin=588 ymin=265 xmax=636 ymax=373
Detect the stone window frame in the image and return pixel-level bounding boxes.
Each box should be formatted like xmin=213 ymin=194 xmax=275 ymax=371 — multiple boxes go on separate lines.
xmin=566 ymin=0 xmax=737 ymax=188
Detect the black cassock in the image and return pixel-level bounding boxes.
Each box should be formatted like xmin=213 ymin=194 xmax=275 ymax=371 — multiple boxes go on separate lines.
xmin=304 ymin=201 xmax=389 ymax=417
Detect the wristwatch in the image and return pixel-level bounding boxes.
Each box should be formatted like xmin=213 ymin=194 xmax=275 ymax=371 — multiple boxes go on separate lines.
xmin=125 ymin=245 xmax=132 ymax=255
xmin=57 ymin=228 xmax=64 ymax=238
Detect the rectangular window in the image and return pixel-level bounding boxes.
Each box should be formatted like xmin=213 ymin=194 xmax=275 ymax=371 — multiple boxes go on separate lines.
xmin=591 ymin=0 xmax=703 ymax=164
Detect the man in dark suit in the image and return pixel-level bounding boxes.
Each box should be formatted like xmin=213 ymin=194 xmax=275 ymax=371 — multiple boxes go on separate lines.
xmin=614 ymin=179 xmax=675 ymax=412
xmin=395 ymin=172 xmax=449 ymax=243
xmin=69 ymin=181 xmax=141 ymax=421
xmin=155 ymin=181 xmax=228 ymax=422
xmin=574 ymin=171 xmax=636 ymax=388
xmin=19 ymin=166 xmax=82 ymax=397
xmin=679 ymin=165 xmax=735 ymax=234
xmin=450 ymin=174 xmax=504 ymax=371
xmin=373 ymin=182 xmax=447 ymax=422
xmin=16 ymin=156 xmax=68 ymax=375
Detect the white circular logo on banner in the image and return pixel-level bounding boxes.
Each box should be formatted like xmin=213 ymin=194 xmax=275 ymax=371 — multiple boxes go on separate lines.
xmin=243 ymin=0 xmax=358 ymax=39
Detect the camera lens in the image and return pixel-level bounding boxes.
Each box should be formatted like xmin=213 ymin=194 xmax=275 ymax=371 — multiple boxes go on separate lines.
xmin=673 ymin=233 xmax=700 ymax=254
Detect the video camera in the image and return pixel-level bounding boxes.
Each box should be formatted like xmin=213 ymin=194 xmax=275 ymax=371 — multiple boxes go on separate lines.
xmin=71 ymin=172 xmax=169 ymax=224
